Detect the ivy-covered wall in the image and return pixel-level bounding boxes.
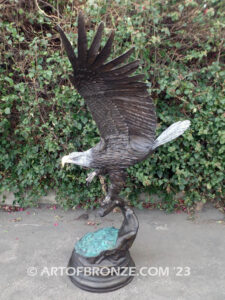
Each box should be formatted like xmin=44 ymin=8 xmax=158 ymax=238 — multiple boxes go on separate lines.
xmin=0 ymin=0 xmax=224 ymax=210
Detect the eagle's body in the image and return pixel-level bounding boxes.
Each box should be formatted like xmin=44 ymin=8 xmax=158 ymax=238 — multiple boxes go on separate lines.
xmin=91 ymin=136 xmax=150 ymax=168
xmin=62 ymin=136 xmax=151 ymax=169
xmin=59 ymin=13 xmax=190 ymax=205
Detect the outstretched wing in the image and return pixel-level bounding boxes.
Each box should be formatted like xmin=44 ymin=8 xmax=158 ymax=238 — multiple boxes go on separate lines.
xmin=57 ymin=12 xmax=156 ymax=146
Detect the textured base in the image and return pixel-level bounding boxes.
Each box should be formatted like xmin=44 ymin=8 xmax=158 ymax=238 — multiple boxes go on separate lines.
xmin=68 ymin=249 xmax=135 ymax=293
xmin=75 ymin=226 xmax=119 ymax=257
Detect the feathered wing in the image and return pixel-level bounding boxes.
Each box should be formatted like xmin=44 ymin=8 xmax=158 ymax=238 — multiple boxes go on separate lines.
xmin=57 ymin=12 xmax=156 ymax=147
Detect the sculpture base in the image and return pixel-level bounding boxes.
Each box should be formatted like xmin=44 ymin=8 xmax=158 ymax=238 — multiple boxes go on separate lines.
xmin=68 ymin=249 xmax=135 ymax=293
xmin=67 ymin=203 xmax=139 ymax=292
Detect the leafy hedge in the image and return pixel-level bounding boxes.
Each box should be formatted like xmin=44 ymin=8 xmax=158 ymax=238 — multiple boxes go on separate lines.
xmin=0 ymin=0 xmax=224 ymax=210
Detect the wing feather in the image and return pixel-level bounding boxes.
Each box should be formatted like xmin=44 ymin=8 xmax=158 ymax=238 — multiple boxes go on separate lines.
xmin=56 ymin=25 xmax=78 ymax=71
xmin=87 ymin=22 xmax=104 ymax=65
xmin=103 ymin=60 xmax=140 ymax=79
xmin=99 ymin=47 xmax=135 ymax=72
xmin=91 ymin=31 xmax=115 ymax=69
xmin=78 ymin=12 xmax=87 ymax=65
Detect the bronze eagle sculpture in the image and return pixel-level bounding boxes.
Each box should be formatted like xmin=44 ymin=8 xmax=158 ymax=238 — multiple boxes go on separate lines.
xmin=59 ymin=12 xmax=190 ymax=212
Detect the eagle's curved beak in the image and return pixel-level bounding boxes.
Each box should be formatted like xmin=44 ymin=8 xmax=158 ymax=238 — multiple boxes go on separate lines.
xmin=61 ymin=155 xmax=69 ymax=168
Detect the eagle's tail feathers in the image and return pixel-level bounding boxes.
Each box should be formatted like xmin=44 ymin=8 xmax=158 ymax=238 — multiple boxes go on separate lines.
xmin=152 ymin=120 xmax=190 ymax=150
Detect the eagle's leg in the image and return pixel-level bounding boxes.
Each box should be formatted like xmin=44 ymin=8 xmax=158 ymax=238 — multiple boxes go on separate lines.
xmin=99 ymin=175 xmax=107 ymax=195
xmin=86 ymin=169 xmax=104 ymax=185
xmin=86 ymin=170 xmax=98 ymax=185
xmin=101 ymin=170 xmax=126 ymax=206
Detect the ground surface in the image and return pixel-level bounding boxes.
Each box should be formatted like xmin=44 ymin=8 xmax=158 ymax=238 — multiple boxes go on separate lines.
xmin=0 ymin=203 xmax=225 ymax=300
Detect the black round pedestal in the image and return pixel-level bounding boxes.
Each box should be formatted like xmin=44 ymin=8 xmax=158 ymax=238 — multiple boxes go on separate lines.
xmin=67 ymin=249 xmax=135 ymax=293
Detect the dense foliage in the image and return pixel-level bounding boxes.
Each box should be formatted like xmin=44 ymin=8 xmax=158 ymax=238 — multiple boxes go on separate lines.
xmin=0 ymin=0 xmax=224 ymax=210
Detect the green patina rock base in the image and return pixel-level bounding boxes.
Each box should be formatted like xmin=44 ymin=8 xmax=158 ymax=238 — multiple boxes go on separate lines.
xmin=75 ymin=226 xmax=119 ymax=257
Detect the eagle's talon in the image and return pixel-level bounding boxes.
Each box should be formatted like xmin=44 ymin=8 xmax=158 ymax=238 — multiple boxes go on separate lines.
xmin=97 ymin=200 xmax=116 ymax=217
xmin=86 ymin=171 xmax=97 ymax=185
xmin=102 ymin=194 xmax=112 ymax=205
